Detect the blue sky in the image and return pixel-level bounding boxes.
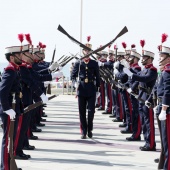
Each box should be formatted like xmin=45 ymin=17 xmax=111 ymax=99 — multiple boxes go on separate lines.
xmin=0 ymin=0 xmax=170 ymax=69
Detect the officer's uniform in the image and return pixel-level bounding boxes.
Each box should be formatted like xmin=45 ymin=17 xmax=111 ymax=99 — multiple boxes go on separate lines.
xmin=71 ymin=47 xmax=100 ymax=138
xmin=0 ymin=46 xmax=24 ymax=170
xmin=131 ymin=50 xmax=157 ymax=151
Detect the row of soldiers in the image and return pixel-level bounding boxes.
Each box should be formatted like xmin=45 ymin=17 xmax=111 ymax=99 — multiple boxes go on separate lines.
xmin=71 ymin=35 xmax=170 ymax=169
xmin=0 ymin=34 xmax=63 ymax=170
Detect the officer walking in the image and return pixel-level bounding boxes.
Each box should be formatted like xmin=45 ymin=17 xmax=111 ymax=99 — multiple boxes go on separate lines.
xmin=71 ymin=37 xmax=100 ymax=139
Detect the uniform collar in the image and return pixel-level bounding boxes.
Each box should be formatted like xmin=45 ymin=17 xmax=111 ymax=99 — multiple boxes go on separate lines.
xmin=145 ymin=63 xmax=153 ymax=69
xmin=34 ymin=60 xmax=40 ymax=63
xmin=130 ymin=63 xmax=139 ymax=68
xmin=83 ymin=58 xmax=90 ymax=63
xmin=9 ymin=62 xmax=19 ymax=70
xmin=163 ymin=63 xmax=170 ymax=70
xmin=164 ymin=63 xmax=170 ymax=67
xmin=100 ymin=59 xmax=107 ymax=62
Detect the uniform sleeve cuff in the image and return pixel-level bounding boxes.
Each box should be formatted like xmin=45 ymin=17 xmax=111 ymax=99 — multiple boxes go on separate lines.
xmin=162 ymin=104 xmax=169 ymax=107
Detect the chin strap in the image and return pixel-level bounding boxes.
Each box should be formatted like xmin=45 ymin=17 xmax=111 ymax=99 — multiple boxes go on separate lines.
xmin=141 ymin=56 xmax=150 ymax=65
xmin=34 ymin=53 xmax=43 ymax=61
xmin=13 ymin=54 xmax=22 ymax=63
xmin=159 ymin=56 xmax=169 ymax=65
xmin=23 ymin=53 xmax=34 ymax=62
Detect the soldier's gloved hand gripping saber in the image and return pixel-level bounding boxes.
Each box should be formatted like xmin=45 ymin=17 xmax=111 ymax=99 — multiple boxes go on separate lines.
xmin=57 ymin=25 xmax=128 ymax=60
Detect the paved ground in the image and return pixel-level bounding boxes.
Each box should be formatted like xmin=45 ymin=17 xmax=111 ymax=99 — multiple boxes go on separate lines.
xmin=0 ymin=94 xmax=160 ymax=170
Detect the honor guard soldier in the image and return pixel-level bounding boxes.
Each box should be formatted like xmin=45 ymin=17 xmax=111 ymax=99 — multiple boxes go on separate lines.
xmin=97 ymin=50 xmax=107 ymax=111
xmin=114 ymin=49 xmax=132 ymax=134
xmin=0 ymin=39 xmax=24 ymax=170
xmin=108 ymin=48 xmax=117 ymax=118
xmin=98 ymin=49 xmax=113 ymax=115
xmin=14 ymin=35 xmax=50 ymax=160
xmin=112 ymin=51 xmax=127 ymax=123
xmin=126 ymin=50 xmax=142 ymax=141
xmin=124 ymin=40 xmax=157 ymax=151
xmin=71 ymin=36 xmax=100 ymax=139
xmin=157 ymin=44 xmax=170 ymax=169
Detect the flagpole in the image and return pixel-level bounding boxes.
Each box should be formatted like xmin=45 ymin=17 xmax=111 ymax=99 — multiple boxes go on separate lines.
xmin=80 ymin=0 xmax=83 ymax=55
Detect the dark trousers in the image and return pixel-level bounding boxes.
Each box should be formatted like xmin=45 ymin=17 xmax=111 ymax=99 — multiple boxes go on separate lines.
xmin=0 ymin=114 xmax=10 ymax=170
xmin=99 ymin=81 xmax=105 ymax=110
xmin=130 ymin=95 xmax=141 ymax=138
xmin=78 ymin=95 xmax=96 ymax=135
xmin=161 ymin=114 xmax=170 ymax=170
xmin=111 ymin=89 xmax=117 ymax=116
xmin=121 ymin=91 xmax=132 ymax=129
xmin=35 ymin=106 xmax=42 ymax=125
xmin=105 ymin=83 xmax=112 ymax=113
xmin=14 ymin=106 xmax=31 ymax=155
xmin=139 ymin=102 xmax=155 ymax=149
xmin=114 ymin=90 xmax=123 ymax=120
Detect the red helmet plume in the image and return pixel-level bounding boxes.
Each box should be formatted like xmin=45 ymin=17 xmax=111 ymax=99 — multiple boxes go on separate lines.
xmin=140 ymin=40 xmax=145 ymax=48
xmin=131 ymin=44 xmax=136 ymax=48
xmin=18 ymin=34 xmax=24 ymax=43
xmin=87 ymin=36 xmax=91 ymax=42
xmin=157 ymin=45 xmax=161 ymax=51
xmin=114 ymin=45 xmax=117 ymax=50
xmin=122 ymin=42 xmax=127 ymax=49
xmin=39 ymin=42 xmax=43 ymax=48
xmin=25 ymin=34 xmax=32 ymax=45
xmin=42 ymin=44 xmax=46 ymax=48
xmin=108 ymin=45 xmax=111 ymax=49
xmin=161 ymin=33 xmax=168 ymax=44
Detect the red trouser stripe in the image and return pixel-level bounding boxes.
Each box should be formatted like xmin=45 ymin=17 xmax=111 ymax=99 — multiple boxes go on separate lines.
xmin=149 ymin=108 xmax=154 ymax=149
xmin=4 ymin=116 xmax=10 ymax=170
xmin=14 ymin=115 xmax=23 ymax=156
xmin=134 ymin=115 xmax=141 ymax=138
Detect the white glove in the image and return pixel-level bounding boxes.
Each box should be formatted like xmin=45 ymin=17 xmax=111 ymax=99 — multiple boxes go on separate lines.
xmin=153 ymin=106 xmax=158 ymax=115
xmin=5 ymin=109 xmax=16 ymax=119
xmin=49 ymin=62 xmax=60 ymax=71
xmin=96 ymin=92 xmax=100 ymax=98
xmin=159 ymin=110 xmax=166 ymax=121
xmin=40 ymin=93 xmax=49 ymax=103
xmin=113 ymin=69 xmax=119 ymax=75
xmin=98 ymin=61 xmax=104 ymax=67
xmin=127 ymin=88 xmax=132 ymax=94
xmin=51 ymin=71 xmax=63 ymax=79
xmin=145 ymin=100 xmax=151 ymax=108
xmin=117 ymin=84 xmax=122 ymax=89
xmin=120 ymin=59 xmax=130 ymax=69
xmin=44 ymin=81 xmax=50 ymax=88
xmin=123 ymin=68 xmax=133 ymax=76
xmin=114 ymin=61 xmax=120 ymax=69
xmin=75 ymin=82 xmax=78 ymax=88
